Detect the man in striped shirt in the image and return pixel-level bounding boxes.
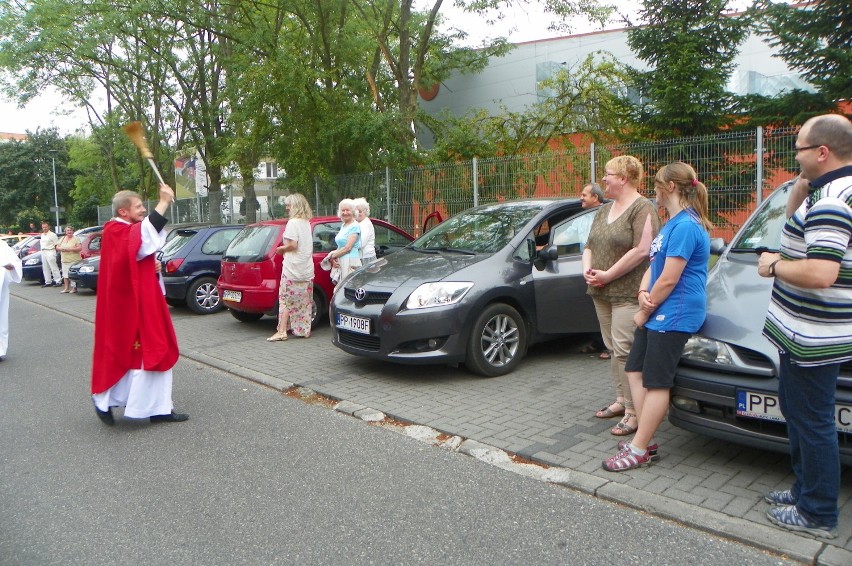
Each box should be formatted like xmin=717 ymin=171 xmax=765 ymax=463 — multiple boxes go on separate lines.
xmin=758 ymin=114 xmax=852 ymax=539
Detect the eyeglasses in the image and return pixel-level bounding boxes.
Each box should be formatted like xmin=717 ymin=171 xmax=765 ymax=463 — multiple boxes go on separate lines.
xmin=795 ymin=144 xmax=823 ymax=153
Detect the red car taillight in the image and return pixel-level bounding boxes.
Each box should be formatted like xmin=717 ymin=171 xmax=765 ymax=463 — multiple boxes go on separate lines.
xmin=165 ymin=258 xmax=184 ymax=273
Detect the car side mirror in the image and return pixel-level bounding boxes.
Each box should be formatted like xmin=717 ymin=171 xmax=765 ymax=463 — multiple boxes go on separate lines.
xmin=533 ymin=243 xmax=556 ymax=271
xmin=709 ymin=237 xmax=726 ymax=256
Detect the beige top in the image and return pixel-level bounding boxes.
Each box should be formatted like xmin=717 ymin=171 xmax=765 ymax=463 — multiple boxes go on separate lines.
xmin=585 ymin=198 xmax=660 ymax=301
xmin=57 ymin=235 xmax=82 ymax=265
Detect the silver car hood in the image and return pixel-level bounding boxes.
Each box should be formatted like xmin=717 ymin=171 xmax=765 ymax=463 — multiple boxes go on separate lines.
xmin=348 ymin=249 xmax=485 ymax=290
xmin=700 ymin=253 xmax=774 ymax=355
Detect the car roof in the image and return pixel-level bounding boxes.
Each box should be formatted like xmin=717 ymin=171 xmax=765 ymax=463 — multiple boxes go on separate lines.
xmin=248 ymin=216 xmax=341 ymax=227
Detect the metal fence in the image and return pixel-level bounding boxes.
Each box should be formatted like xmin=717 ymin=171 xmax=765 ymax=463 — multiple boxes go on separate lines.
xmin=99 ymin=126 xmax=800 ymax=241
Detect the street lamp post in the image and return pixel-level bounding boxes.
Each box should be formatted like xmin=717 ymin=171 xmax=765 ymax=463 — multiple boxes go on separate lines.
xmin=51 ymin=155 xmax=60 ymax=233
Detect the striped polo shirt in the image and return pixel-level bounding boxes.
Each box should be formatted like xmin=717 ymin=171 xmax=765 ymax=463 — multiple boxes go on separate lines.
xmin=763 ymin=166 xmax=852 ymax=367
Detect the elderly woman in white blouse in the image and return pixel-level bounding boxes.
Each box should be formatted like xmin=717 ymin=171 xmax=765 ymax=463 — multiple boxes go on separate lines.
xmin=353 ymin=197 xmax=376 ymax=265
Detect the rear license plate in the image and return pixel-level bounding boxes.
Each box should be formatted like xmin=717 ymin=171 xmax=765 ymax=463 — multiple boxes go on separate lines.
xmin=737 ymin=390 xmax=852 ymax=433
xmin=222 ymin=290 xmax=242 ymax=302
xmin=336 ymin=313 xmax=370 ymax=335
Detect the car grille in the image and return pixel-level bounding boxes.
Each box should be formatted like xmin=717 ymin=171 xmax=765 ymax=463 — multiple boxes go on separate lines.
xmin=338 ymin=329 xmax=380 ymax=351
xmin=344 ymin=288 xmax=392 ymax=305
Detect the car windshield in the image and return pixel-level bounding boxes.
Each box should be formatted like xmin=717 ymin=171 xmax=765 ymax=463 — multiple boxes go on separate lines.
xmin=729 ymin=181 xmax=793 ymax=253
xmin=222 ymin=225 xmax=278 ymax=262
xmin=412 ymin=203 xmax=545 ymax=254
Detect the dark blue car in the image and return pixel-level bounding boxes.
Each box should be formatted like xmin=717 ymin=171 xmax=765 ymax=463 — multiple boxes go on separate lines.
xmin=159 ymin=224 xmax=242 ymax=314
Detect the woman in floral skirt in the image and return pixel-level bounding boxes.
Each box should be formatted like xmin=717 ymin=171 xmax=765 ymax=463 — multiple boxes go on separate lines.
xmin=267 ymin=193 xmax=315 ymax=341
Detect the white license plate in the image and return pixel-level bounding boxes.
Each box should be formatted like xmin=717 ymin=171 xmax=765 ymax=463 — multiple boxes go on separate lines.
xmin=222 ymin=290 xmax=242 ymax=302
xmin=737 ymin=390 xmax=852 ymax=433
xmin=336 ymin=313 xmax=370 ymax=335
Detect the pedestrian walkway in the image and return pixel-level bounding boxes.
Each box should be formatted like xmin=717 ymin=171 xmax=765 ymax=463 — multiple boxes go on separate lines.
xmin=14 ymin=283 xmax=852 ymax=564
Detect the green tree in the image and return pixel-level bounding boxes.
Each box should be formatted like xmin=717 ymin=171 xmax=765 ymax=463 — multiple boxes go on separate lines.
xmin=0 ymin=129 xmax=73 ymax=228
xmin=756 ymin=0 xmax=851 ymax=106
xmin=626 ymin=0 xmax=750 ymax=137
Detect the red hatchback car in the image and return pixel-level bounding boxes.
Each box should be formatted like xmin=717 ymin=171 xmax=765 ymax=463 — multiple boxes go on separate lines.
xmin=218 ymin=216 xmax=414 ymax=326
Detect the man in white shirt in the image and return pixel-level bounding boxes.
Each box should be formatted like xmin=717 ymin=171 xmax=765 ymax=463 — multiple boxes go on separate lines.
xmin=39 ymin=221 xmax=61 ymax=287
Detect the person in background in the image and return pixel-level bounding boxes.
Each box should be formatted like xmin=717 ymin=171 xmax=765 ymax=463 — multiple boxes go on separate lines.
xmin=576 ymin=182 xmax=610 ymax=359
xmin=0 ymin=238 xmax=22 ymax=361
xmin=354 ymin=197 xmax=376 ymax=265
xmin=584 ymin=156 xmax=660 ymax=434
xmin=267 ymin=193 xmax=315 ymax=342
xmin=602 ymin=162 xmax=711 ymax=472
xmin=39 ymin=221 xmax=61 ymax=287
xmin=57 ymin=225 xmax=82 ymax=293
xmin=757 ymin=114 xmax=852 ymax=539
xmin=91 ymin=183 xmax=188 ymax=425
xmin=325 ymin=198 xmax=361 ymax=288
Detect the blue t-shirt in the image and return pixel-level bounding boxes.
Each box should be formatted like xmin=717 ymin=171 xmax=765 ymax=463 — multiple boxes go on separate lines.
xmin=335 ymin=222 xmax=361 ymax=259
xmin=645 ymin=209 xmax=710 ymax=333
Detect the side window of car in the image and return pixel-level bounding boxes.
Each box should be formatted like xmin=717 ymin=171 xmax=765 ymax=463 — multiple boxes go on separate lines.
xmin=90 ymin=236 xmax=102 ymax=252
xmin=201 ymin=228 xmax=241 ymax=255
xmin=313 ymin=222 xmax=341 ymax=253
xmin=373 ymin=224 xmax=409 ymax=252
xmin=550 ymin=208 xmax=599 ymax=256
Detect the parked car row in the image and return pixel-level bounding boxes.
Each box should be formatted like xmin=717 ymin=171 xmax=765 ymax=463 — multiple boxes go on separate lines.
xmin=23 ymin=181 xmax=852 ymax=463
xmin=217 ymin=216 xmax=416 ymax=327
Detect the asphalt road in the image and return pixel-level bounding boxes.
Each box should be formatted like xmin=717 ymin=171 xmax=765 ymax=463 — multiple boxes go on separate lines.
xmin=0 ymin=296 xmax=798 ymax=565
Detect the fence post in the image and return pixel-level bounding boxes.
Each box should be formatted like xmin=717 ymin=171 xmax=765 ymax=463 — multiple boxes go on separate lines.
xmin=472 ymin=157 xmax=479 ymax=207
xmin=314 ymin=177 xmax=320 ymax=215
xmin=590 ymin=142 xmax=596 ymax=183
xmin=755 ymin=126 xmax=764 ymax=207
xmin=385 ymin=166 xmax=392 ymax=223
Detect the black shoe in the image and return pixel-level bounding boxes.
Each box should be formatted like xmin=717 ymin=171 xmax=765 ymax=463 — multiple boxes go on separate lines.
xmin=150 ymin=411 xmax=189 ymax=423
xmin=95 ymin=406 xmax=115 ymax=426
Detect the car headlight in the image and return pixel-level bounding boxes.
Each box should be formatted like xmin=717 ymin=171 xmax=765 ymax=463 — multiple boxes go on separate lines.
xmin=23 ymin=257 xmax=40 ymax=266
xmin=406 ymin=282 xmax=473 ymax=309
xmin=79 ymin=265 xmax=95 ymax=273
xmin=680 ymin=335 xmax=736 ymax=367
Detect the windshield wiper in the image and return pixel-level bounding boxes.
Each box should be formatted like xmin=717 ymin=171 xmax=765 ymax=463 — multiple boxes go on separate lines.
xmin=728 ymin=246 xmax=775 ymax=255
xmin=422 ymin=246 xmax=476 ymax=255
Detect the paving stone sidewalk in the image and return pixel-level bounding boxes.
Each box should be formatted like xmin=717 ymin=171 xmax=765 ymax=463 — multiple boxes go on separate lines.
xmin=15 ymin=284 xmax=852 ymax=564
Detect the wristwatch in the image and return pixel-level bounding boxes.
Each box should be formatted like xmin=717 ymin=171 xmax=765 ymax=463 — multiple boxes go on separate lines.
xmin=768 ymin=259 xmax=781 ymax=277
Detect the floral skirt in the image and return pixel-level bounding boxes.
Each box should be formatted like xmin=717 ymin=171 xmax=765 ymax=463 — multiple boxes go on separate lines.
xmin=278 ymin=278 xmax=313 ymax=337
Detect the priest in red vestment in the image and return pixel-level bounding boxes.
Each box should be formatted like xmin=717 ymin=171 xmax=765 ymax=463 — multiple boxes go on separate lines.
xmin=91 ymin=183 xmax=188 ymax=425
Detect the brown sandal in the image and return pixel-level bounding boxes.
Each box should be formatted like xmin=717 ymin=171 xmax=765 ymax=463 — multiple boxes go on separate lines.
xmin=594 ymin=401 xmax=625 ymax=419
xmin=611 ymin=413 xmax=638 ymax=436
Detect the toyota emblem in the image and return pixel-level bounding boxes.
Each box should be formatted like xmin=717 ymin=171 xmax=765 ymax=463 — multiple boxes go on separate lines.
xmin=355 ymin=288 xmax=367 ymax=301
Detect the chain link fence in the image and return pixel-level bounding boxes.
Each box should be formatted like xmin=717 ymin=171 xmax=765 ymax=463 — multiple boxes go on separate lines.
xmin=99 ymin=127 xmax=800 ymax=241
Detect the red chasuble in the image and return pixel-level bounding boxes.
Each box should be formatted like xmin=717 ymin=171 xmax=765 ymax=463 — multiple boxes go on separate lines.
xmin=91 ymin=219 xmax=179 ymax=394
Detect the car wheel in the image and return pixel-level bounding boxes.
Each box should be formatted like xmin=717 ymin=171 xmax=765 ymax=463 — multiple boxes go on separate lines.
xmin=228 ymin=308 xmax=264 ymax=322
xmin=464 ymin=303 xmax=527 ymax=377
xmin=187 ymin=276 xmax=223 ymax=314
xmin=310 ymin=289 xmax=327 ymax=329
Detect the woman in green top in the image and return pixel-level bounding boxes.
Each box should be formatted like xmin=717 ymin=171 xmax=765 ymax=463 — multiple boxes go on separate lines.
xmin=583 ymin=156 xmax=660 ymax=436
xmin=57 ymin=225 xmax=83 ymax=293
